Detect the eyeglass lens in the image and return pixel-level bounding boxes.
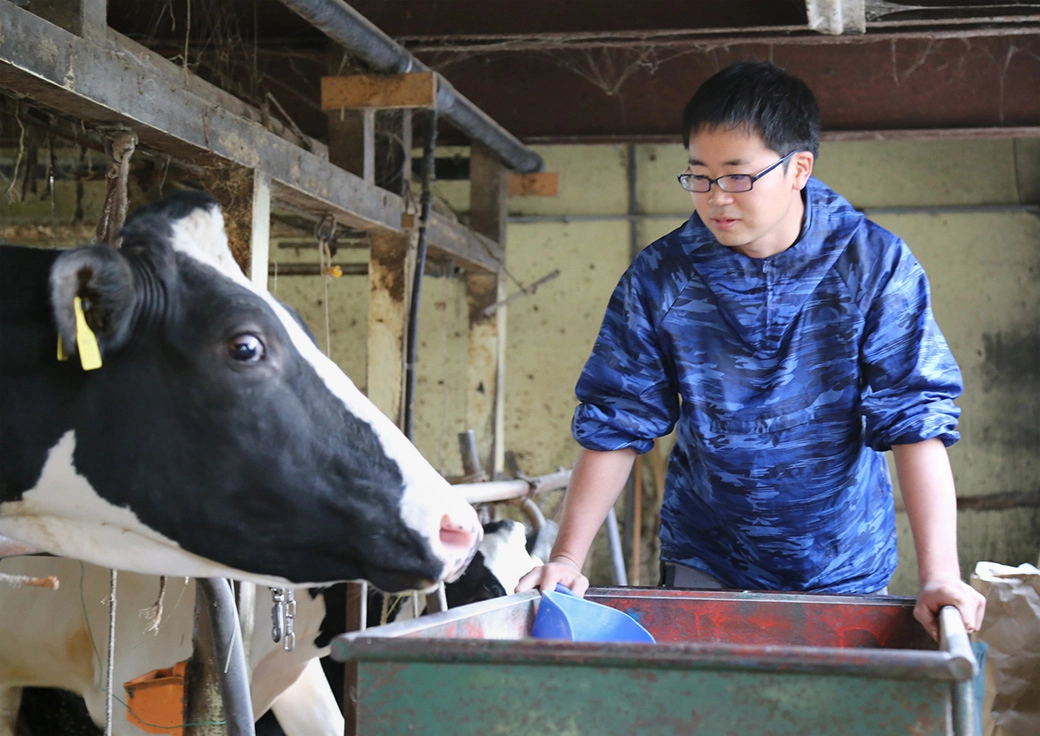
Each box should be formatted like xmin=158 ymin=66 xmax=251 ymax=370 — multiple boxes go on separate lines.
xmin=678 ymin=151 xmax=795 ymax=193
xmin=685 ymin=175 xmax=752 ymax=193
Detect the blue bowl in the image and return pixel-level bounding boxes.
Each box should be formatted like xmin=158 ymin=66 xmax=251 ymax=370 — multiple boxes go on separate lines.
xmin=532 ymin=585 xmax=656 ymax=644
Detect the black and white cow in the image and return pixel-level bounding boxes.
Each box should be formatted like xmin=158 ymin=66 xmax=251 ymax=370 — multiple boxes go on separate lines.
xmin=0 ymin=190 xmax=481 ymax=591
xmin=0 ymin=556 xmax=339 ymax=736
xmin=1 ymin=520 xmax=540 ymax=736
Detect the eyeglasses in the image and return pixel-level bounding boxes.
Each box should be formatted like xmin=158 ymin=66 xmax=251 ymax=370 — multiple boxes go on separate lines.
xmin=677 ymin=151 xmax=798 ymax=193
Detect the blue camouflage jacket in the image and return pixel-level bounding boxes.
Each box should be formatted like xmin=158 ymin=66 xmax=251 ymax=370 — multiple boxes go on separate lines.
xmin=572 ymin=177 xmax=962 ymax=593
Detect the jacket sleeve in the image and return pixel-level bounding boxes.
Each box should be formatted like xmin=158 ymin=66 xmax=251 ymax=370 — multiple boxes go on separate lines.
xmin=572 ymin=264 xmax=680 ymax=454
xmin=859 ymin=242 xmax=962 ymax=451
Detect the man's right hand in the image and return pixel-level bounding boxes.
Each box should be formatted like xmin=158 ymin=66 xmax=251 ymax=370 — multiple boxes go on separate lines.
xmin=515 ymin=558 xmax=590 ymax=596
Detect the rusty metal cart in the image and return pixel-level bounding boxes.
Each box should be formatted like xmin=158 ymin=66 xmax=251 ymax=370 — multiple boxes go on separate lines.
xmin=331 ymin=587 xmax=979 ymax=735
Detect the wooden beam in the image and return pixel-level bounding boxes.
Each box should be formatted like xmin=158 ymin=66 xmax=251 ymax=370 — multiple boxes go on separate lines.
xmin=426 ymin=211 xmax=503 ymax=272
xmin=0 ymin=2 xmax=501 ymax=272
xmin=321 ymin=72 xmax=437 ymax=110
xmin=466 ymin=142 xmax=509 ymax=477
xmin=0 ymin=3 xmax=394 ymax=232
xmin=508 ymin=172 xmax=559 ymax=197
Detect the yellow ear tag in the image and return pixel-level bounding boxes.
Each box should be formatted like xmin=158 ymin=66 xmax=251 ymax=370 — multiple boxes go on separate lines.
xmin=57 ymin=334 xmax=69 ymax=361
xmin=73 ymin=296 xmax=103 ymax=371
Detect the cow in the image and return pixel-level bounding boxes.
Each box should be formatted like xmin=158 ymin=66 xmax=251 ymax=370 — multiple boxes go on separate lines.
xmin=0 ymin=555 xmax=337 ymax=736
xmin=1 ymin=520 xmax=540 ymax=736
xmin=0 ymin=190 xmax=481 ymax=592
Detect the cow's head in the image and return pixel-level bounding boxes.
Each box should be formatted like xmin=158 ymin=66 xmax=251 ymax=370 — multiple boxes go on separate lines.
xmin=42 ymin=191 xmax=481 ymax=591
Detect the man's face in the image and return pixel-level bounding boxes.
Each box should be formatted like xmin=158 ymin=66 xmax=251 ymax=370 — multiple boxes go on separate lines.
xmin=684 ymin=126 xmax=813 ymax=258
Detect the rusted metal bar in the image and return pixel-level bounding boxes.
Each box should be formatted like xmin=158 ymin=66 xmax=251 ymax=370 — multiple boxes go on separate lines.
xmin=480 ymin=269 xmax=560 ymax=317
xmin=457 ymin=429 xmax=486 ymax=482
xmin=956 ymin=491 xmax=1040 ymax=512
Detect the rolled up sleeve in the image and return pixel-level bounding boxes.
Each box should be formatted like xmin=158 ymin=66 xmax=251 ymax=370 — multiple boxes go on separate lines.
xmin=860 ymin=247 xmax=962 ymax=451
xmin=572 ymin=268 xmax=680 ymax=454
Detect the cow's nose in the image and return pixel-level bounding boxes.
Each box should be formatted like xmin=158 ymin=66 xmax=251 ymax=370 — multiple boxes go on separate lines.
xmin=440 ymin=513 xmax=480 ymax=552
xmin=440 ymin=513 xmax=482 ymax=579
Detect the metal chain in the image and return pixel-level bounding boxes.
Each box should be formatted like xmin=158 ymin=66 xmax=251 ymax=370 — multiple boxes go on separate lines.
xmin=269 ymin=587 xmax=297 ymax=652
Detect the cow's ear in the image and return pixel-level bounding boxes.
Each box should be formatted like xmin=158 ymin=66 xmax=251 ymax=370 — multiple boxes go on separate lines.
xmin=50 ymin=245 xmax=137 ymax=361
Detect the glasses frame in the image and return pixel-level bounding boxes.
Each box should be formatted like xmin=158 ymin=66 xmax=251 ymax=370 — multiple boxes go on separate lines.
xmin=677 ymin=151 xmax=799 ymax=194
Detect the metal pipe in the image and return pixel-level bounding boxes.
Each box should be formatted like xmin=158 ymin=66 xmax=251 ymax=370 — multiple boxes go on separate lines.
xmin=457 ymin=429 xmax=485 ymax=480
xmin=605 ymin=507 xmax=628 ymax=586
xmin=519 ymin=497 xmax=546 ymax=534
xmin=454 ymin=469 xmax=572 ymax=504
xmin=276 ymin=0 xmax=543 ymax=173
xmin=198 ymin=578 xmax=255 ymax=736
xmin=939 ymin=606 xmax=979 ymax=736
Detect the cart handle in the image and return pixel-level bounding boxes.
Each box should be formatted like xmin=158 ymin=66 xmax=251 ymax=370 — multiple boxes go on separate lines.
xmin=939 ymin=605 xmax=979 ymax=679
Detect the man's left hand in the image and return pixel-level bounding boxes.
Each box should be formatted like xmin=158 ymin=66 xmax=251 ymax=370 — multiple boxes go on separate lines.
xmin=915 ymin=577 xmax=986 ymax=640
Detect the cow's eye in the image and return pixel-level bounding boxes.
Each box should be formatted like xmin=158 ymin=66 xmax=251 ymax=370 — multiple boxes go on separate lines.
xmin=228 ymin=334 xmax=265 ymax=363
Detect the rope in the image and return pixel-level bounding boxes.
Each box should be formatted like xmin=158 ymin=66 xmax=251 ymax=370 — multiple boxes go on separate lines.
xmin=75 ymin=564 xmax=225 ymax=730
xmin=0 ymin=571 xmax=59 ymax=589
xmin=139 ymin=575 xmax=168 ymax=634
xmin=315 ymin=214 xmax=337 ymax=357
xmin=95 ymin=130 xmax=137 ymax=247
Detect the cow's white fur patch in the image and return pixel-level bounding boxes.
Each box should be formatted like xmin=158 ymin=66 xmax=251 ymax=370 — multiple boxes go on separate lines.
xmin=481 ymin=521 xmax=537 ymax=595
xmin=167 ymin=205 xmax=480 ymax=583
xmin=0 ymin=433 xmax=305 ymax=587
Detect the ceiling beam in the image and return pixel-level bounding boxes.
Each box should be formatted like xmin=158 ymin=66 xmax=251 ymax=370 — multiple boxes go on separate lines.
xmin=409 ymin=29 xmax=1040 ymax=142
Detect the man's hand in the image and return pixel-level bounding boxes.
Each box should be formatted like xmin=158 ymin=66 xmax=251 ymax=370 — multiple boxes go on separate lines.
xmin=915 ymin=577 xmax=986 ymax=640
xmin=515 ymin=557 xmax=590 ymax=596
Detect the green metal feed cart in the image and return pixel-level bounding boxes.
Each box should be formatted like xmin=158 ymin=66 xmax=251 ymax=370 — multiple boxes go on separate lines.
xmin=331 ymin=587 xmax=979 ymax=736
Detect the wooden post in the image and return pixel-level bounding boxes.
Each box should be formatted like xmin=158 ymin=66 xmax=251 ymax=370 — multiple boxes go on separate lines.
xmin=248 ymin=171 xmax=271 ymax=289
xmin=325 ymin=65 xmax=429 ymax=736
xmin=323 ymin=72 xmax=433 ymax=192
xmin=30 ymin=0 xmax=107 ymax=41
xmin=325 ymin=63 xmax=378 ymax=185
xmin=467 ymin=142 xmax=509 ymax=477
xmin=367 ymin=229 xmax=412 ymax=427
xmin=327 ymin=106 xmax=375 ymax=185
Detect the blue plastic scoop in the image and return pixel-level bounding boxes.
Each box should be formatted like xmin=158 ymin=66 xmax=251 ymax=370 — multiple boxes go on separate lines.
xmin=532 ymin=585 xmax=656 ymax=643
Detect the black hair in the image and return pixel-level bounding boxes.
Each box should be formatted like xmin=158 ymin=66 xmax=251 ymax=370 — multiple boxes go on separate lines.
xmin=680 ymin=60 xmax=820 ymax=159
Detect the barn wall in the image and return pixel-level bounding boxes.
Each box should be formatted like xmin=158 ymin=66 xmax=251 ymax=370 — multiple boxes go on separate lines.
xmin=5 ymin=135 xmax=1036 ymax=595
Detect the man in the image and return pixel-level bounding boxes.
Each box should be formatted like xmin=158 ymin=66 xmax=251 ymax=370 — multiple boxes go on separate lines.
xmin=517 ymin=60 xmax=985 ymax=639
